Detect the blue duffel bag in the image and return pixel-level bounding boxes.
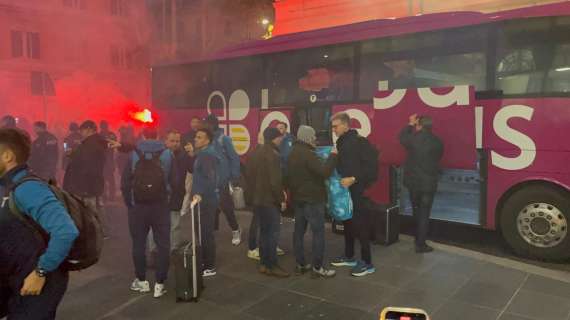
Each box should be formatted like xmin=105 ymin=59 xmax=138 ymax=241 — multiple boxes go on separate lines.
xmin=316 ymin=146 xmax=353 ymax=222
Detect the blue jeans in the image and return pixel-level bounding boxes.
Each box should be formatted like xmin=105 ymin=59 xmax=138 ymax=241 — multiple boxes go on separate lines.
xmin=128 ymin=202 xmax=171 ymax=283
xmin=257 ymin=205 xmax=281 ymax=269
xmin=294 ymin=203 xmax=326 ymax=269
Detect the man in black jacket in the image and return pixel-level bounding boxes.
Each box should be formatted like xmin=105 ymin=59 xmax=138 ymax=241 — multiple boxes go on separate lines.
xmin=287 ymin=125 xmax=337 ymax=278
xmin=29 ymin=121 xmax=58 ymax=182
xmin=63 ymin=120 xmax=108 ymax=235
xmin=400 ymin=114 xmax=444 ymax=253
xmin=329 ymin=112 xmax=376 ymax=277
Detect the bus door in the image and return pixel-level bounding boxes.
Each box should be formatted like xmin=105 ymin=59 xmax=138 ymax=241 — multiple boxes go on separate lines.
xmin=292 ymin=103 xmax=333 ymax=146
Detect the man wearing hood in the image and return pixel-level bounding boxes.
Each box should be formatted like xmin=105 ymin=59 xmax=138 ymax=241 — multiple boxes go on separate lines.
xmin=121 ymin=126 xmax=177 ymax=299
xmin=203 ymin=114 xmax=242 ymax=246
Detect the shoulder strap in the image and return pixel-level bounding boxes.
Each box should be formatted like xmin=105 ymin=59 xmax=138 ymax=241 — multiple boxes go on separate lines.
xmin=7 ymin=178 xmax=50 ymax=244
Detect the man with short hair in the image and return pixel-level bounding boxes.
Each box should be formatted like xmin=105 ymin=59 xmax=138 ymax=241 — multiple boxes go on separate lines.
xmin=29 ymin=121 xmax=58 ymax=182
xmin=63 ymin=120 xmax=108 ymax=235
xmin=400 ymin=114 xmax=444 ymax=253
xmin=191 ymin=128 xmax=220 ymax=277
xmin=148 ymin=130 xmax=191 ymax=255
xmin=330 ymin=112 xmax=376 ymax=277
xmin=121 ymin=126 xmax=177 ymax=298
xmin=251 ymin=127 xmax=289 ymax=278
xmin=0 ymin=128 xmax=79 ymax=320
xmin=182 ymin=116 xmax=201 ymax=147
xmin=203 ymin=114 xmax=242 ymax=246
xmin=276 ymin=121 xmax=294 ymax=173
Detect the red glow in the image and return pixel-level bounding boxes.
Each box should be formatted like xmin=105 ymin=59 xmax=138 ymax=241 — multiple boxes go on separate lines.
xmin=130 ymin=109 xmax=154 ymax=124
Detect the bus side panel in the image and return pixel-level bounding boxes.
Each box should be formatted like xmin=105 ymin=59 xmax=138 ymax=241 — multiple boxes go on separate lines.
xmin=480 ymin=98 xmax=570 ymax=230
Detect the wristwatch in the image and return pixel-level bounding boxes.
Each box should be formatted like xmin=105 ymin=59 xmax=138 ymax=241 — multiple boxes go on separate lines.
xmin=35 ymin=267 xmax=48 ymax=278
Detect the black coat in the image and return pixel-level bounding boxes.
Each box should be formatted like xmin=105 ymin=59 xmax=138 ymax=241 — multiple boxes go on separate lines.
xmin=29 ymin=131 xmax=58 ymax=180
xmin=63 ymin=133 xmax=107 ymax=197
xmin=399 ymin=126 xmax=444 ymax=193
xmin=169 ymin=149 xmax=192 ymax=211
xmin=286 ymin=141 xmax=337 ymax=205
xmin=336 ymin=129 xmax=370 ymax=197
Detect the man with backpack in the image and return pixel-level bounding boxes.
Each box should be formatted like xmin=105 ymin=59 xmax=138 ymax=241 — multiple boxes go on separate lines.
xmin=203 ymin=114 xmax=241 ymax=246
xmin=121 ymin=126 xmax=177 ymax=299
xmin=0 ymin=128 xmax=79 ymax=320
xmin=330 ymin=112 xmax=379 ymax=277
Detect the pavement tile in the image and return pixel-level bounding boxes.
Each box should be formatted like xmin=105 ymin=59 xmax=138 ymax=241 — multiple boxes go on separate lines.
xmin=498 ymin=313 xmax=536 ymax=320
xmin=522 ymin=274 xmax=570 ymax=300
xmin=451 ymin=279 xmax=521 ymax=310
xmin=401 ymin=271 xmax=469 ymax=299
xmin=244 ymin=290 xmax=323 ymax=320
xmin=505 ymin=289 xmax=570 ymax=320
xmin=433 ymin=301 xmax=500 ymax=320
xmin=352 ymin=264 xmax=421 ymax=289
xmin=202 ymin=280 xmax=278 ymax=312
xmin=298 ymin=301 xmax=368 ymax=320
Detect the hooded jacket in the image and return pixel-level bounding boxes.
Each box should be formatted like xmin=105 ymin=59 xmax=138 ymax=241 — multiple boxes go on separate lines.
xmin=251 ymin=143 xmax=284 ymax=207
xmin=121 ymin=139 xmax=177 ymax=207
xmin=191 ymin=144 xmax=220 ymax=203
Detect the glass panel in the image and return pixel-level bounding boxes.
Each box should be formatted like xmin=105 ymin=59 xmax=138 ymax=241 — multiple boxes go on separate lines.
xmin=268 ymin=45 xmax=355 ymax=105
xmin=360 ymin=26 xmax=487 ymax=99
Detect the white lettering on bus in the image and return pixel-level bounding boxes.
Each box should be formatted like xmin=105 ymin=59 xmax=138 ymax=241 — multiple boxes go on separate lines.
xmin=373 ymin=81 xmax=406 ymax=110
xmin=475 ymin=106 xmax=484 ymax=149
xmin=417 ymin=85 xmax=470 ymax=108
xmin=207 ymin=90 xmax=227 ymax=121
xmin=491 ymin=105 xmax=536 ymax=171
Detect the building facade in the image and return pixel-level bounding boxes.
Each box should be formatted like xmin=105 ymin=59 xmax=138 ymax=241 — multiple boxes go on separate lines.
xmin=0 ymin=0 xmax=151 ymax=134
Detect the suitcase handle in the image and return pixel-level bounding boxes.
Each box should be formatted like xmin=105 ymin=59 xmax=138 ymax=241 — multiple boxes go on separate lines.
xmin=190 ymin=200 xmax=201 ymax=298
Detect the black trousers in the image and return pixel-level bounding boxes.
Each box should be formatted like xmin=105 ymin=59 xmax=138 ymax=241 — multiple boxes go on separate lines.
xmin=409 ymin=189 xmax=436 ymax=247
xmin=1 ymin=269 xmax=69 ymax=320
xmin=342 ymin=194 xmax=373 ymax=265
xmin=214 ymin=184 xmax=239 ymax=231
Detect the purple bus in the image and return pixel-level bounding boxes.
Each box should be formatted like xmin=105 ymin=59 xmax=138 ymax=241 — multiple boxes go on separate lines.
xmin=152 ymin=2 xmax=570 ymax=261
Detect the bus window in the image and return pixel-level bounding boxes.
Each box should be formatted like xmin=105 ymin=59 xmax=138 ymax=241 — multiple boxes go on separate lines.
xmin=544 ymin=43 xmax=570 ymax=93
xmin=268 ymin=45 xmax=355 ymax=105
xmin=359 ymin=26 xmax=487 ymax=99
xmin=210 ymin=56 xmax=264 ymax=107
xmin=495 ymin=16 xmax=570 ymax=95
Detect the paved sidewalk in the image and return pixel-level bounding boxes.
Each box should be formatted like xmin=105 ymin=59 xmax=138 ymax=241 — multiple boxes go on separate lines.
xmin=55 ymin=206 xmax=570 ymax=320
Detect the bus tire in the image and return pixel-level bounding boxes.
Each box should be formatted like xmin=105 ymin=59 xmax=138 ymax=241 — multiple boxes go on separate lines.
xmin=500 ymin=185 xmax=570 ymax=262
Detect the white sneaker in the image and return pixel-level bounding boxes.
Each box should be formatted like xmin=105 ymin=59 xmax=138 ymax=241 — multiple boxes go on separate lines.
xmin=277 ymin=247 xmax=285 ymax=256
xmin=232 ymin=229 xmax=242 ymax=246
xmin=247 ymin=248 xmax=260 ymax=260
xmin=153 ymin=283 xmax=166 ymax=298
xmin=203 ymin=269 xmax=217 ymax=277
xmin=130 ymin=279 xmax=150 ymax=293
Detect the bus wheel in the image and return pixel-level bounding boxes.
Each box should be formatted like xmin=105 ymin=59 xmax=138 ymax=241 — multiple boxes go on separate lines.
xmin=501 ymin=185 xmax=570 ymax=261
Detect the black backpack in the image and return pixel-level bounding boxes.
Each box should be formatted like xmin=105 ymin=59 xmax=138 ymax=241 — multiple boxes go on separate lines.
xmin=133 ymin=149 xmax=167 ymax=203
xmin=358 ymin=136 xmax=380 ymax=188
xmin=8 ymin=176 xmax=104 ymax=271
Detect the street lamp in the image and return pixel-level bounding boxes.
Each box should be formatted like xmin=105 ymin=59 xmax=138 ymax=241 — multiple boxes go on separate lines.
xmin=261 ymin=18 xmax=270 ymax=25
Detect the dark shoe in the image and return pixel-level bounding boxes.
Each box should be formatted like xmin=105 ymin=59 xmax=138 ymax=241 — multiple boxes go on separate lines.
xmin=330 ymin=256 xmax=357 ymax=267
xmin=351 ymin=261 xmax=375 ymax=277
xmin=295 ymin=264 xmax=312 ymax=276
xmin=415 ymin=245 xmax=434 ymax=254
xmin=258 ymin=265 xmax=268 ymax=274
xmin=267 ymin=265 xmax=290 ymax=278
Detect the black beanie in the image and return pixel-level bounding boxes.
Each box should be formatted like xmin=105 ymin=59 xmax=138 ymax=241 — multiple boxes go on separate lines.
xmin=263 ymin=127 xmax=282 ymax=143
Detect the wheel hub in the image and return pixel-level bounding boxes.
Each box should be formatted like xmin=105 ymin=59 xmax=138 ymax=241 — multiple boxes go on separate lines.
xmin=517 ymin=202 xmax=567 ymax=248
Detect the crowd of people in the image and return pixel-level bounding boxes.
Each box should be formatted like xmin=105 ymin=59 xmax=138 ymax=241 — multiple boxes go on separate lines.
xmin=0 ymin=111 xmax=443 ymax=319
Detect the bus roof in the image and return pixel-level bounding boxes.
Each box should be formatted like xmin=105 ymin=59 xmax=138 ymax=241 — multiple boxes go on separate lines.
xmin=155 ymin=1 xmax=570 ymax=66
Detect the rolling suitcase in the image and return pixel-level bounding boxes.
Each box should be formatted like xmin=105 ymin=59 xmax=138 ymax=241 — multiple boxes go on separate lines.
xmin=372 ymin=204 xmax=400 ymax=246
xmin=175 ymin=201 xmax=203 ymax=302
